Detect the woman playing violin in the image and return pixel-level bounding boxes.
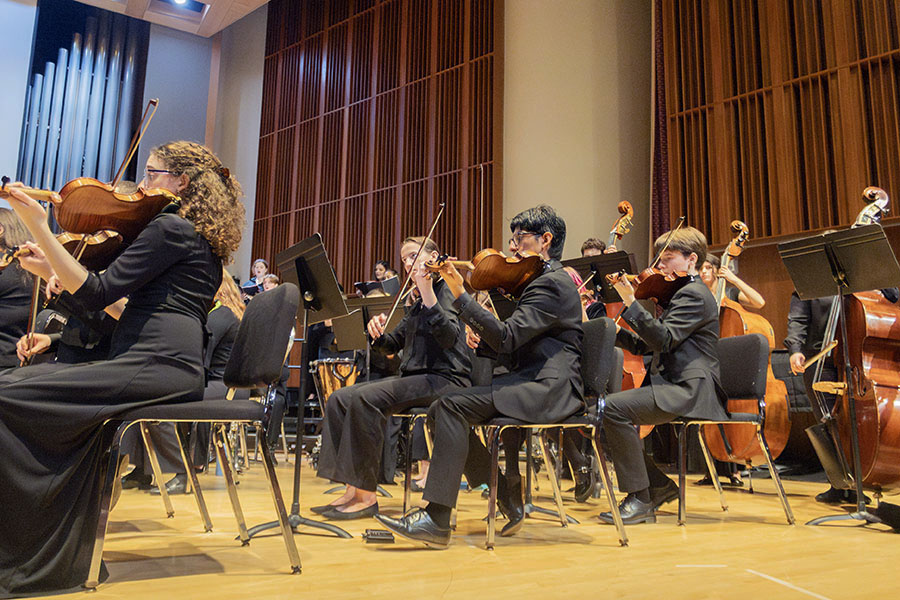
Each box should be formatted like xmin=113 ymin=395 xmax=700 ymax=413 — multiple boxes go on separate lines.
xmin=0 ymin=208 xmax=33 ymax=368
xmin=0 ymin=141 xmax=244 ymax=596
xmin=598 ymin=226 xmax=729 ymax=525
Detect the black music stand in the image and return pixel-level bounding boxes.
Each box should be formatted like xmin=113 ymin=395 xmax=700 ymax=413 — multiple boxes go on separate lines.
xmin=247 ymin=234 xmax=352 ymax=539
xmin=562 ymin=251 xmax=636 ymax=303
xmin=779 ymin=224 xmax=900 ymax=527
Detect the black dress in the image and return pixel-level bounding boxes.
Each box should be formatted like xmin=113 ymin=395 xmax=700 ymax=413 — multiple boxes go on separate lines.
xmin=0 ymin=211 xmax=221 ymax=597
xmin=0 ymin=263 xmax=32 ymax=369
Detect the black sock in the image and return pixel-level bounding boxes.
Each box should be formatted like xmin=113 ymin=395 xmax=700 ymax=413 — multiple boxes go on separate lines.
xmin=633 ymin=488 xmax=651 ymax=503
xmin=425 ymin=502 xmax=452 ymax=528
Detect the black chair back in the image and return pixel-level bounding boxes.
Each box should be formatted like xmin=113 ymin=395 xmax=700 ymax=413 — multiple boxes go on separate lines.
xmin=224 ymin=283 xmax=300 ymax=389
xmin=580 ymin=317 xmax=618 ymax=398
xmin=716 ymin=333 xmax=768 ymax=400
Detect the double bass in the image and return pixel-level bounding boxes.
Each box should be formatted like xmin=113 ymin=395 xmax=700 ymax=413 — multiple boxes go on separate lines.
xmin=701 ymin=221 xmax=791 ymax=463
xmin=810 ymin=187 xmax=900 ymax=491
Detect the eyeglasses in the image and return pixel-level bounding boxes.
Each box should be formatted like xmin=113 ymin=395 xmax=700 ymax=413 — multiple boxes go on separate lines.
xmin=509 ymin=231 xmax=541 ymax=247
xmin=144 ymin=168 xmax=174 ymax=180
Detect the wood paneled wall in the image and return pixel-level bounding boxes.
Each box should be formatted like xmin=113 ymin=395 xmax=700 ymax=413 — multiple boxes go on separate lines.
xmin=254 ymin=0 xmax=502 ymax=291
xmin=661 ymin=0 xmax=900 ymax=343
xmin=661 ymin=0 xmax=900 ymax=242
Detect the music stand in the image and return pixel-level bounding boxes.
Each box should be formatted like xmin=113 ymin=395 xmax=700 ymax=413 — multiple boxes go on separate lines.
xmin=247 ymin=234 xmax=353 ymax=540
xmin=562 ymin=251 xmax=636 ymax=303
xmin=778 ymin=224 xmax=900 ymax=527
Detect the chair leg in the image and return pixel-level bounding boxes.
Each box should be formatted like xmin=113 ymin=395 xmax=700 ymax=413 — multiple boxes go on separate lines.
xmin=589 ymin=428 xmax=628 ymax=546
xmin=140 ymin=422 xmax=174 ymax=518
xmin=403 ymin=416 xmax=414 ymax=514
xmin=281 ymin=421 xmax=290 ymax=463
xmin=240 ymin=424 xmax=250 ymax=468
xmin=537 ymin=431 xmax=569 ymax=528
xmin=423 ymin=415 xmax=433 ymax=456
xmin=257 ymin=425 xmax=302 ymax=573
xmin=174 ymin=423 xmax=213 ymax=532
xmin=696 ymin=425 xmax=728 ymax=512
xmin=756 ymin=426 xmax=795 ymax=525
xmin=85 ymin=422 xmax=129 ymax=590
xmin=486 ymin=427 xmax=500 ymax=550
xmin=677 ymin=423 xmax=687 ymax=526
xmin=215 ymin=424 xmax=251 ymax=544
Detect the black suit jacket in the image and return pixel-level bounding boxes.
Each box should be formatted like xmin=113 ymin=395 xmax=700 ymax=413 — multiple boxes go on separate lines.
xmin=454 ymin=259 xmax=585 ymax=423
xmin=616 ymin=277 xmax=728 ymax=420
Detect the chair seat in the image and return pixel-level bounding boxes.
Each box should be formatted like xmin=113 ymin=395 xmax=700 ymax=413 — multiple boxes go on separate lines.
xmin=671 ymin=412 xmax=760 ymax=425
xmin=116 ymin=399 xmax=264 ymax=422
xmin=481 ymin=414 xmax=599 ymax=428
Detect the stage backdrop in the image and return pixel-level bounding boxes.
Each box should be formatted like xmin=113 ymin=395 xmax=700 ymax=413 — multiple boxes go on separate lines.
xmin=254 ymin=0 xmax=503 ymax=291
xmin=657 ymin=0 xmax=900 ymax=343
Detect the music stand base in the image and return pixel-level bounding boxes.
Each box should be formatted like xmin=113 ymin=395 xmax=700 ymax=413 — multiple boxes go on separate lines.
xmin=806 ymin=510 xmax=882 ymax=527
xmin=247 ymin=513 xmax=353 ymax=539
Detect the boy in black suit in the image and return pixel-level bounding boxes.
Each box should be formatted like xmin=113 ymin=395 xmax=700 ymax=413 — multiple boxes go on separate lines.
xmin=599 ymin=226 xmax=728 ymax=524
xmin=376 ymin=205 xmax=585 ymax=548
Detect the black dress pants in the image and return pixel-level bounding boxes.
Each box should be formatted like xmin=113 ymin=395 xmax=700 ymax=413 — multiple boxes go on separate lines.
xmin=422 ymin=385 xmax=506 ymax=508
xmin=602 ymin=386 xmax=678 ymax=493
xmin=316 ymin=373 xmax=460 ymax=492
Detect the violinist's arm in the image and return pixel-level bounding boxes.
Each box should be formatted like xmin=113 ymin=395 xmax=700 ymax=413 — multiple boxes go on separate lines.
xmin=5 ymin=187 xmax=89 ymax=292
xmin=621 ymin=285 xmax=707 ymax=353
xmin=719 ymin=267 xmax=765 ymax=309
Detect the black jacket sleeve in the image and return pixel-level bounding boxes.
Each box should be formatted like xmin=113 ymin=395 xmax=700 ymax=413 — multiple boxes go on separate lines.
xmin=617 ymin=284 xmax=710 ymax=355
xmin=71 ymin=215 xmax=194 ymax=311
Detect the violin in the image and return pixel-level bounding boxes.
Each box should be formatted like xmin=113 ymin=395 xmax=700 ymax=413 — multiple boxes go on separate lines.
xmin=0 ymin=177 xmax=176 ymax=246
xmin=606 ymin=268 xmax=692 ymax=308
xmin=425 ymin=248 xmax=545 ymax=298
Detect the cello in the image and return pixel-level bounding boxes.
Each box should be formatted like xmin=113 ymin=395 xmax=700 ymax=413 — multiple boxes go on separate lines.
xmin=701 ymin=221 xmax=791 ymax=463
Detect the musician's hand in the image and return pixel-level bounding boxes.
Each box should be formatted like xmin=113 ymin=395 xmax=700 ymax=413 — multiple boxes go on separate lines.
xmin=16 ymin=333 xmax=51 ymax=361
xmin=44 ymin=274 xmax=63 ymax=299
xmin=604 ymin=245 xmax=618 ymax=254
xmin=718 ymin=266 xmax=738 ymax=284
xmin=17 ymin=242 xmax=54 ymax=281
xmin=465 ymin=325 xmax=481 ymax=349
xmin=4 ymin=183 xmax=55 ymax=234
xmin=789 ymin=352 xmax=806 ymax=374
xmin=611 ymin=276 xmax=636 ymax=306
xmin=412 ymin=262 xmax=437 ymax=307
xmin=367 ymin=313 xmax=387 ymax=339
xmin=435 ymin=261 xmax=465 ymax=298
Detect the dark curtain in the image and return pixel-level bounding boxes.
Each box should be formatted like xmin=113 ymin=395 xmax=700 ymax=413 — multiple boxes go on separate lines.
xmin=650 ymin=0 xmax=670 ymax=241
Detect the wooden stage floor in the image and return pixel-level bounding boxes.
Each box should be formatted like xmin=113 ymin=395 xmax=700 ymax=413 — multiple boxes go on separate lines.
xmin=52 ymin=457 xmax=898 ymax=600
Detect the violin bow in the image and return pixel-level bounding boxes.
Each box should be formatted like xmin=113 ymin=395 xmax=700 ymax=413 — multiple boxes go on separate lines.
xmin=111 ymin=98 xmax=159 ymax=190
xmin=382 ymin=202 xmax=446 ymax=330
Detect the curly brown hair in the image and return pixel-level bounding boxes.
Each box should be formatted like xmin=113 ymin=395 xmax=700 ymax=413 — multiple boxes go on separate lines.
xmin=151 ymin=141 xmax=245 ymax=262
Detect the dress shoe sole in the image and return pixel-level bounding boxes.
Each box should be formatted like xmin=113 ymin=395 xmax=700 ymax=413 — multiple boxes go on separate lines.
xmin=499 ymin=518 xmax=523 ymax=537
xmin=374 ymin=514 xmax=450 ymax=549
xmin=310 ymin=504 xmax=344 ymax=514
xmin=323 ymin=505 xmax=379 ymax=520
xmin=598 ymin=512 xmax=657 ymax=525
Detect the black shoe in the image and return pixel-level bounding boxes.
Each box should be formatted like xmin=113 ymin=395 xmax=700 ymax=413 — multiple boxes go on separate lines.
xmin=815 ymin=486 xmax=871 ymax=505
xmin=121 ymin=469 xmax=152 ymax=490
xmin=150 ymin=474 xmax=190 ymax=495
xmin=374 ymin=508 xmax=451 ymax=549
xmin=409 ymin=480 xmax=425 ymax=493
xmin=693 ymin=475 xmax=714 ymax=487
xmin=573 ymin=466 xmax=596 ymax=503
xmin=322 ymin=502 xmax=379 ymax=520
xmin=649 ymin=479 xmax=679 ymax=510
xmin=310 ymin=502 xmax=345 ymax=515
xmin=598 ymin=493 xmax=657 ymax=525
xmin=497 ymin=478 xmax=525 ymax=537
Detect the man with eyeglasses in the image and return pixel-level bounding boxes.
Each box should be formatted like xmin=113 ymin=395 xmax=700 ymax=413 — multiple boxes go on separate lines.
xmin=376 ymin=204 xmax=585 ymax=547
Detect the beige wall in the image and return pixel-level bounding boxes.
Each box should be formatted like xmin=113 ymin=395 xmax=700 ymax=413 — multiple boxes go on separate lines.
xmin=503 ymin=0 xmax=652 ymax=264
xmin=211 ymin=5 xmax=267 ymax=281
